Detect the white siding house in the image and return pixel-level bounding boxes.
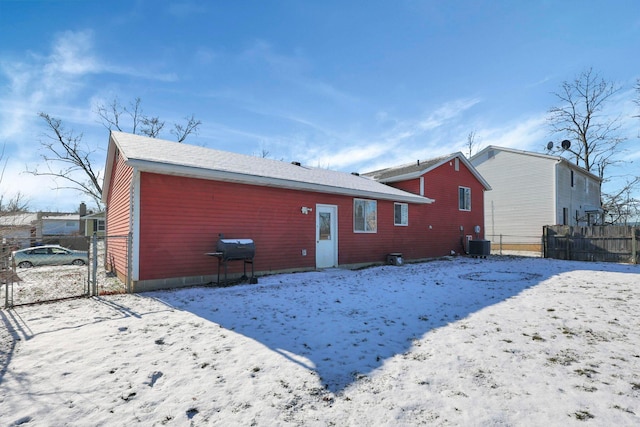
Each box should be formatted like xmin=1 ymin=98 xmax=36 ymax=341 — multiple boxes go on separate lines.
xmin=470 ymin=146 xmax=602 ymax=250
xmin=0 ymin=213 xmax=38 ymax=248
xmin=39 ymin=214 xmax=81 ymax=236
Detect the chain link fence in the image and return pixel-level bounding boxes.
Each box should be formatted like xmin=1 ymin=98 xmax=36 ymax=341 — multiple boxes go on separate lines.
xmin=92 ymin=234 xmax=130 ymax=296
xmin=2 ymin=235 xmax=90 ymax=307
xmin=486 ymin=234 xmax=544 ymax=257
xmin=2 ymin=234 xmax=128 ymax=308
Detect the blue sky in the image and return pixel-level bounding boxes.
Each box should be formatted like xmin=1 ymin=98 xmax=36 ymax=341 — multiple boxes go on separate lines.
xmin=1 ymin=0 xmax=639 ymax=212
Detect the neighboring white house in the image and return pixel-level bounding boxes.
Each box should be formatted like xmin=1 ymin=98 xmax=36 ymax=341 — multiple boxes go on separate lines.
xmin=0 ymin=212 xmax=38 ymax=248
xmin=470 ymin=145 xmax=602 ymax=251
xmin=1 ymin=210 xmax=86 ymax=251
xmin=38 ymin=213 xmax=81 ymax=237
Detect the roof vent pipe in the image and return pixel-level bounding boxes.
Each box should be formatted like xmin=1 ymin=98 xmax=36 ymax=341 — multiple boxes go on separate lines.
xmin=351 ymin=172 xmax=360 ymax=176
xmin=291 ymin=161 xmax=301 ymax=166
xmin=417 ymin=160 xmax=420 ymax=166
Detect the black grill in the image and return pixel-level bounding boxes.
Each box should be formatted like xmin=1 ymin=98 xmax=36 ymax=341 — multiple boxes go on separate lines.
xmin=206 ymin=236 xmax=257 ymax=285
xmin=216 ymin=239 xmax=256 ymax=261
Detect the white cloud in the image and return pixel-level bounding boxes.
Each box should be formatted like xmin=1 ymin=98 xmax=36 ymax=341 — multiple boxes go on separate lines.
xmin=46 ymin=30 xmax=102 ymax=76
xmin=0 ymin=31 xmax=99 ymax=143
xmin=305 ymin=143 xmax=390 ymax=170
xmin=0 ymin=30 xmax=180 ymax=143
xmin=0 ymin=160 xmax=84 ymax=212
xmin=417 ymin=98 xmax=481 ymax=131
xmin=479 ymin=114 xmax=549 ymax=152
xmin=258 ymin=97 xmax=485 ymax=173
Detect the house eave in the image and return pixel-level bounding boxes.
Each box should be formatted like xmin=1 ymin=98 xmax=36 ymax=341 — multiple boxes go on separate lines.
xmin=128 ymin=159 xmax=435 ymax=205
xmin=368 ymin=152 xmax=492 ymax=191
xmin=472 ymin=145 xmax=601 ymax=183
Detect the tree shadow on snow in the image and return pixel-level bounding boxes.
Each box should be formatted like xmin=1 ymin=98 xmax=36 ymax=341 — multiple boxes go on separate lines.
xmin=150 ymin=256 xmax=639 ymax=393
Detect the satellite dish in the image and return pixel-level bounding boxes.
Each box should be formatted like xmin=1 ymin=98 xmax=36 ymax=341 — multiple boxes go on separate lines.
xmin=561 ymin=139 xmax=571 ymax=150
xmin=546 ymin=141 xmax=554 ymax=150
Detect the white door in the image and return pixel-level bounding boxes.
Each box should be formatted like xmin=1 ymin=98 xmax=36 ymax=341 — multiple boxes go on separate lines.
xmin=316 ymin=204 xmax=338 ymax=269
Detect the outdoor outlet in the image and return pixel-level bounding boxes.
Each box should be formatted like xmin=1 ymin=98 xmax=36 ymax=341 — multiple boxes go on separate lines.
xmin=301 ymin=249 xmax=307 ymax=256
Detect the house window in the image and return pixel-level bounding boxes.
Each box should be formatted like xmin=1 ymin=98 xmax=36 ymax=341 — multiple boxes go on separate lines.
xmin=458 ymin=187 xmax=471 ymax=211
xmin=571 ymin=170 xmax=574 ymax=187
xmin=319 ymin=213 xmax=331 ymax=240
xmin=354 ymin=199 xmax=377 ymax=233
xmin=562 ymin=207 xmax=569 ymax=225
xmin=96 ymin=219 xmax=106 ymax=232
xmin=394 ymin=203 xmax=408 ymax=226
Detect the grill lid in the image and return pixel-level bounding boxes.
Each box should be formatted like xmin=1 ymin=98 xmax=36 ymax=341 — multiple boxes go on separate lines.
xmin=216 ymin=238 xmax=255 ymax=260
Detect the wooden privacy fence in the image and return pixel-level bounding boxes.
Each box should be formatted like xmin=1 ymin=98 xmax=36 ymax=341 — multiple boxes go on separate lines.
xmin=543 ymin=225 xmax=639 ymax=264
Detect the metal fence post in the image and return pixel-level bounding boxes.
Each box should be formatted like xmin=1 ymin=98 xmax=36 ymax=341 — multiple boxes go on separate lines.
xmin=92 ymin=233 xmax=98 ymax=295
xmin=499 ymin=234 xmax=503 ymax=255
xmin=5 ymin=257 xmax=14 ymax=308
xmin=632 ymin=227 xmax=638 ymax=265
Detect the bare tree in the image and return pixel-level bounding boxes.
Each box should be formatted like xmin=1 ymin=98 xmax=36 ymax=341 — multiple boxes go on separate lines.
xmin=547 ymin=68 xmax=626 ymax=180
xmin=465 ymin=130 xmax=478 ymax=158
xmin=635 ymin=78 xmax=640 ymax=134
xmin=28 ymin=113 xmax=103 ymax=206
xmin=1 ymin=143 xmax=30 ymax=213
xmin=96 ymin=97 xmax=199 ymax=142
xmin=254 ymin=148 xmax=270 ymax=158
xmin=0 ymin=192 xmax=29 ymax=213
xmin=601 ymin=177 xmax=640 ymax=225
xmin=34 ymin=98 xmax=202 ymax=206
xmin=171 ymin=114 xmax=202 ymax=143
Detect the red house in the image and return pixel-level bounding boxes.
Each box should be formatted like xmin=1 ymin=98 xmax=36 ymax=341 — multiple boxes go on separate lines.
xmin=362 ymin=153 xmax=491 ymax=256
xmin=102 ymin=132 xmax=488 ymax=292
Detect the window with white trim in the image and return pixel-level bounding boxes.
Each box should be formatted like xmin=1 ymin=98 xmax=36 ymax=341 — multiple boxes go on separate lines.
xmin=458 ymin=186 xmax=471 ymax=211
xmin=354 ymin=199 xmax=377 ymax=232
xmin=394 ymin=203 xmax=408 ymax=226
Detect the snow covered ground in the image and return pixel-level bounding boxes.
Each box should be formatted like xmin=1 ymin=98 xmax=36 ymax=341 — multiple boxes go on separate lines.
xmin=1 ymin=255 xmax=639 ymax=426
xmin=3 ymin=241 xmax=126 ymax=306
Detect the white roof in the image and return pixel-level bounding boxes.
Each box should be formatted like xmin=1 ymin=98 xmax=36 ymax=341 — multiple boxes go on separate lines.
xmin=103 ymin=132 xmax=433 ymax=204
xmin=0 ymin=212 xmax=38 ymax=227
xmin=41 ymin=214 xmax=79 ymax=221
xmin=471 ymin=145 xmax=602 ymax=182
xmin=363 ymin=152 xmax=491 ymax=190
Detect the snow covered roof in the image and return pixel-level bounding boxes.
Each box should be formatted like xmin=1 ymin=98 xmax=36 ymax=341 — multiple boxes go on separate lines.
xmin=362 ymin=152 xmax=491 ymax=190
xmin=0 ymin=212 xmax=38 ymax=227
xmin=471 ymin=145 xmax=602 ymax=182
xmin=103 ymin=131 xmax=434 ymax=205
xmin=41 ymin=214 xmax=79 ymax=221
xmin=81 ymin=211 xmax=105 ymax=220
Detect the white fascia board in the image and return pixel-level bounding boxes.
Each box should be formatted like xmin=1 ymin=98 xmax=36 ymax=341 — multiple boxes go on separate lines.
xmin=131 ymin=168 xmax=140 ymax=282
xmin=375 ymin=153 xmax=491 ymax=191
xmin=128 ymin=159 xmax=434 ymax=205
xmin=101 ymin=136 xmax=117 ymax=204
xmin=377 ymin=170 xmax=425 ymax=183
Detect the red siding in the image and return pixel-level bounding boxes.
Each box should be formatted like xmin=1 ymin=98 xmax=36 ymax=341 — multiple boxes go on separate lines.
xmin=104 ymin=148 xmax=133 ymax=278
xmin=106 ymin=153 xmax=486 ymax=285
xmin=389 ymin=157 xmax=486 ymax=255
xmin=392 ymin=179 xmax=420 ymax=194
xmin=136 ymin=172 xmax=455 ymax=281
